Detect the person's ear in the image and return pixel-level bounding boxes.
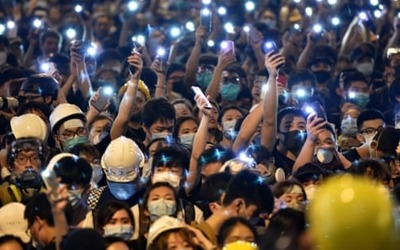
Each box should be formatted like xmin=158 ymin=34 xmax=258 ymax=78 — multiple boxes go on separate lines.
xmin=44 ymin=96 xmax=52 ymax=105
xmin=208 ymin=202 xmax=221 ymax=214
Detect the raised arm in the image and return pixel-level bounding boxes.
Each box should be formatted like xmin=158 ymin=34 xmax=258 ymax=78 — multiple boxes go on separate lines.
xmin=260 ymin=52 xmax=285 ymax=152
xmin=184 ymin=26 xmax=207 ymax=88
xmin=296 ymin=31 xmax=316 ymax=70
xmin=110 ymin=52 xmax=143 ymax=140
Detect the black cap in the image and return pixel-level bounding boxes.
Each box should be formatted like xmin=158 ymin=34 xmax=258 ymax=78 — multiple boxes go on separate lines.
xmin=292 ymin=163 xmax=324 ymax=182
xmin=308 ymin=45 xmax=337 ymax=67
xmin=350 ymin=43 xmax=375 ymax=62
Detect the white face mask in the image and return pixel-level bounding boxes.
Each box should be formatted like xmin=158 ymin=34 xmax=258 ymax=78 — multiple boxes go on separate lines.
xmin=305 ymin=184 xmax=318 ymax=200
xmin=396 ymin=122 xmax=400 ymax=130
xmin=67 ymin=189 xmax=83 ymax=207
xmin=179 ymin=133 xmax=195 ymax=148
xmin=363 ymin=131 xmax=377 ymax=145
xmin=152 ymin=172 xmax=181 ymax=188
xmin=355 ymin=61 xmax=374 ymax=76
xmin=151 ymin=132 xmax=171 ymax=140
xmin=222 ymin=119 xmax=237 ymax=140
xmin=0 ymin=51 xmax=7 ymax=65
xmin=103 ymin=224 xmax=133 ymax=241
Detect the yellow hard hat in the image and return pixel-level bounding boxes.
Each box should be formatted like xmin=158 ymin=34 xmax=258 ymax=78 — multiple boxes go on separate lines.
xmin=118 ymin=79 xmax=151 ymax=101
xmin=308 ymin=174 xmax=399 ymax=250
xmin=222 ymin=241 xmax=258 ymax=250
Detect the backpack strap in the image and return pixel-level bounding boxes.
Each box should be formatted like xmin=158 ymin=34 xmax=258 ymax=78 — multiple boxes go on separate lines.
xmin=181 ymin=199 xmax=195 ymax=224
xmin=138 ymin=203 xmax=150 ymax=236
xmin=87 ymin=186 xmax=106 ymax=210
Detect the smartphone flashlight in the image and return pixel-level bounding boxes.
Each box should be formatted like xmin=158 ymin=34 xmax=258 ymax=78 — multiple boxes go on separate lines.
xmin=128 ymin=1 xmax=139 ymax=11
xmin=245 ymin=1 xmax=255 ymax=12
xmin=66 ymin=28 xmax=77 ymax=39
xmin=218 ymin=6 xmax=227 ymax=15
xmin=33 ymin=19 xmax=42 ymax=29
xmin=75 ymin=4 xmax=83 ymax=13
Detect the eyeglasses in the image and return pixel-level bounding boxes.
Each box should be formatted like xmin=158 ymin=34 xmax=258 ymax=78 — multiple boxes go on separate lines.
xmin=223 ymin=77 xmax=240 ymax=84
xmin=23 ymin=95 xmax=42 ymax=101
xmin=60 ymin=127 xmax=88 ymax=140
xmin=15 ymin=154 xmax=41 ymax=165
xmin=360 ymin=127 xmax=382 ymax=135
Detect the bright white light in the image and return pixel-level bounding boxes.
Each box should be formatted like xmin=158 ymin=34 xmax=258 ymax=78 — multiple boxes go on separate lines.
xmin=157 ymin=47 xmax=166 ymax=57
xmin=374 ymin=10 xmax=382 ymax=18
xmin=170 ymin=27 xmax=181 ymax=38
xmin=202 ymin=0 xmax=211 ymax=5
xmin=239 ymin=152 xmax=253 ymax=163
xmin=217 ymin=6 xmax=227 ymax=15
xmin=379 ymin=4 xmax=384 ymax=10
xmin=370 ymin=0 xmax=379 ymax=6
xmin=349 ymin=92 xmax=356 ymax=99
xmin=313 ymin=23 xmax=323 ymax=33
xmin=293 ymin=0 xmax=301 ymax=3
xmin=220 ymin=41 xmax=229 ymax=50
xmin=6 ymin=21 xmax=15 ymax=29
xmin=245 ymin=1 xmax=255 ymax=11
xmin=136 ymin=34 xmax=146 ymax=45
xmin=305 ymin=105 xmax=315 ymax=115
xmin=398 ymin=12 xmax=400 ymax=18
xmin=224 ymin=22 xmax=235 ymax=34
xmin=66 ymin=28 xmax=77 ymax=39
xmin=328 ymin=0 xmax=337 ymax=5
xmin=358 ymin=11 xmax=368 ymax=21
xmin=33 ymin=19 xmax=42 ymax=28
xmin=331 ymin=17 xmax=340 ymax=26
xmin=0 ymin=24 xmax=5 ymax=35
xmin=243 ymin=25 xmax=250 ymax=33
xmin=207 ymin=40 xmax=215 ymax=47
xmin=87 ymin=45 xmax=97 ymax=56
xmin=103 ymin=86 xmax=114 ymax=95
xmin=305 ymin=7 xmax=313 ymax=17
xmin=296 ymin=88 xmax=306 ymax=98
xmin=40 ymin=62 xmax=50 ymax=72
xmin=128 ymin=1 xmax=139 ymax=11
xmin=264 ymin=41 xmax=274 ymax=50
xmin=185 ymin=21 xmax=195 ymax=32
xmin=201 ymin=8 xmax=211 ymax=16
xmin=75 ymin=5 xmax=83 ymax=13
xmin=293 ymin=23 xmax=300 ymax=30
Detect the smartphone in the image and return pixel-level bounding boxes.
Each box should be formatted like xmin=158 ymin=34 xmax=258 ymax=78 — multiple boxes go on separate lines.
xmin=41 ymin=169 xmax=59 ymax=200
xmin=310 ymin=101 xmax=327 ymax=121
xmin=92 ymin=87 xmax=113 ymax=111
xmin=200 ymin=8 xmax=212 ymax=32
xmin=263 ymin=41 xmax=279 ymax=54
xmin=249 ymin=25 xmax=261 ymax=43
xmin=220 ymin=40 xmax=235 ymax=54
xmin=191 ymin=86 xmax=212 ymax=109
xmin=129 ymin=44 xmax=139 ymax=75
xmin=41 ymin=62 xmax=57 ymax=76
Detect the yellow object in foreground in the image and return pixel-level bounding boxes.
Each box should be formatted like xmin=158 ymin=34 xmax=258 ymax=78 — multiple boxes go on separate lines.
xmin=223 ymin=241 xmax=258 ymax=250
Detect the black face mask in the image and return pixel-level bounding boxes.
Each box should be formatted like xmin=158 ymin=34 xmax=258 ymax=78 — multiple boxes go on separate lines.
xmin=312 ymin=70 xmax=330 ymax=83
xmin=172 ymin=80 xmax=186 ymax=96
xmin=15 ymin=169 xmax=42 ymax=190
xmin=281 ymin=130 xmax=306 ymax=152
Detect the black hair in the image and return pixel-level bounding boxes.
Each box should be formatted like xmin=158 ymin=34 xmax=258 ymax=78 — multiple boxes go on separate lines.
xmin=288 ymin=69 xmax=317 ymax=91
xmin=87 ymin=113 xmax=113 ymax=131
xmin=323 ymin=123 xmax=337 ymax=141
xmin=24 ymin=193 xmax=55 ymax=227
xmin=272 ymin=180 xmax=307 ymax=200
xmin=374 ymin=127 xmax=400 ymax=157
xmin=104 ymin=236 xmax=129 ymax=249
xmin=39 ymin=30 xmax=61 ymax=47
xmin=200 ymin=172 xmax=233 ymax=204
xmin=16 ymin=101 xmax=51 ymax=119
xmin=351 ymin=159 xmax=391 ymax=183
xmin=0 ymin=235 xmax=26 ymax=250
xmin=96 ymin=49 xmax=122 ymax=68
xmin=258 ymin=208 xmax=306 ymax=250
xmin=217 ymin=105 xmax=245 ymax=124
xmin=277 ymin=107 xmax=306 ymax=132
xmin=343 ymin=71 xmax=370 ymax=90
xmin=222 ymin=170 xmax=274 ymax=215
xmin=61 ymin=229 xmax=106 ymax=250
xmin=141 ymin=98 xmax=176 ymax=128
xmin=53 ymin=156 xmax=92 ymax=188
xmin=68 ymin=143 xmax=101 ymax=160
xmin=172 ymin=116 xmax=199 ymax=139
xmin=217 ymin=217 xmax=258 ymax=248
xmin=356 ymin=109 xmax=385 ymax=131
xmin=142 ymin=182 xmax=181 ymax=215
xmin=198 ymin=146 xmax=235 ymax=170
xmin=166 ymin=63 xmax=186 ymax=80
xmin=95 ymin=200 xmax=134 ymax=233
xmin=20 ymin=74 xmax=59 ymax=99
xmin=151 ymin=145 xmax=190 ymax=172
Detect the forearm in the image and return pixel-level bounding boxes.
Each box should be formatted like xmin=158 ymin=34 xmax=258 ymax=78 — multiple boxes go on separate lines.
xmin=296 ymin=43 xmax=314 ymax=70
xmin=385 ymin=31 xmax=400 ymax=54
xmin=154 ymin=75 xmax=167 ymax=98
xmin=119 ymin=23 xmax=132 ymax=47
xmin=254 ymin=47 xmax=265 ymax=70
xmin=22 ymin=44 xmax=36 ymax=69
xmin=185 ymin=42 xmax=202 ymax=87
xmin=292 ymin=139 xmax=315 ymax=173
xmin=205 ymin=67 xmax=222 ymax=101
xmin=260 ymin=75 xmax=277 ymax=152
xmin=52 ymin=210 xmax=69 ymax=250
xmin=61 ymin=74 xmax=76 ymax=97
xmin=76 ymin=62 xmax=92 ymax=98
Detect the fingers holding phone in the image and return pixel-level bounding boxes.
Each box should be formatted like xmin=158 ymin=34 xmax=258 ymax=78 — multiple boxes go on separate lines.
xmin=128 ymin=51 xmax=143 ymax=80
xmin=90 ymin=87 xmax=113 ymax=112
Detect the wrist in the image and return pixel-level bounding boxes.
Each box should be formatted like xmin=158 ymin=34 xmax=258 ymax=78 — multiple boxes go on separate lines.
xmin=127 ymin=80 xmax=138 ymax=88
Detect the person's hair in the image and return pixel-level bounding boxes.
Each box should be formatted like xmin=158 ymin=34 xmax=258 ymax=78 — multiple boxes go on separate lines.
xmin=356 ymin=109 xmax=385 ymax=131
xmin=277 ymin=107 xmax=306 ymax=132
xmin=172 ymin=98 xmax=194 ymax=112
xmin=151 ymin=145 xmax=190 ymax=172
xmin=166 ymin=63 xmax=186 ymax=80
xmin=217 ymin=217 xmax=258 ymax=247
xmin=68 ymin=143 xmax=101 ymax=160
xmin=272 ymin=180 xmax=307 ymax=200
xmin=87 ymin=113 xmax=113 ymax=131
xmin=0 ymin=235 xmax=26 ymax=250
xmin=173 ymin=116 xmax=199 ymax=138
xmin=258 ymin=208 xmax=306 ymax=250
xmin=148 ymin=228 xmax=199 ymax=250
xmin=61 ymin=229 xmax=106 ymax=250
xmin=24 ymin=193 xmax=55 ymax=227
xmin=143 ymin=182 xmax=181 ymax=215
xmin=141 ymin=98 xmax=176 ymax=128
xmin=343 ymin=71 xmax=370 ymax=90
xmin=39 ymin=30 xmax=61 ymax=47
xmin=96 ymin=49 xmax=123 ymax=68
xmin=351 ymin=159 xmax=391 ymax=183
xmin=198 ymin=146 xmax=235 ymax=169
xmin=323 ymin=123 xmax=337 ymax=142
xmin=287 ymin=69 xmax=317 ymax=91
xmin=95 ymin=200 xmax=134 ymax=232
xmin=217 ymin=105 xmax=245 ymax=124
xmin=53 ymin=156 xmax=92 ymax=188
xmin=16 ymin=101 xmax=51 ymax=118
xmin=222 ymin=170 xmax=274 ymax=215
xmin=374 ymin=127 xmax=400 ymax=157
xmin=104 ymin=236 xmax=130 ymax=250
xmin=201 ymin=172 xmax=233 ymax=203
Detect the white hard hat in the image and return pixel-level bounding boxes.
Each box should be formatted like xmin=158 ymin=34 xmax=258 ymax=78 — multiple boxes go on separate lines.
xmin=49 ymin=103 xmax=85 ymax=133
xmin=46 ymin=153 xmax=76 ymax=171
xmin=147 ymin=216 xmax=185 ymax=247
xmin=101 ymin=136 xmax=144 ymax=183
xmin=11 ymin=114 xmax=48 ymax=142
xmin=0 ymin=203 xmax=30 ymax=243
xmin=219 ymin=153 xmax=256 ymax=175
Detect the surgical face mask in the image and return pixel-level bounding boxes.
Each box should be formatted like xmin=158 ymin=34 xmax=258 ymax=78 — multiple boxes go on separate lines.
xmin=179 ymin=133 xmax=195 ymax=148
xmin=151 ymin=132 xmax=170 ymax=141
xmin=67 ymin=189 xmax=83 ymax=207
xmin=220 ymin=83 xmax=240 ymax=101
xmin=260 ymin=19 xmax=277 ymax=29
xmin=286 ymin=201 xmax=306 ymax=212
xmin=197 ymin=71 xmax=213 ymax=89
xmin=148 ymin=199 xmax=177 ymax=221
xmin=91 ymin=132 xmax=108 ymax=145
xmin=91 ymin=164 xmax=103 ymax=186
xmin=305 ymin=184 xmax=318 ymax=200
xmin=341 ymin=116 xmax=358 ymax=136
xmin=103 ymin=224 xmax=133 ymax=241
xmin=0 ymin=51 xmax=7 ymax=65
xmin=316 ymin=148 xmax=334 ymax=164
xmin=363 ymin=131 xmax=377 ymax=145
xmin=349 ymin=93 xmax=370 ymax=109
xmin=312 ymin=70 xmax=330 ymax=83
xmin=355 ymin=62 xmax=374 ymax=76
xmin=152 ymin=172 xmax=181 ymax=188
xmin=281 ymin=130 xmax=306 ymax=153
xmin=65 ymin=135 xmax=89 ymax=151
xmin=222 ymin=119 xmax=237 ymax=141
xmin=107 ymin=181 xmax=137 ymax=200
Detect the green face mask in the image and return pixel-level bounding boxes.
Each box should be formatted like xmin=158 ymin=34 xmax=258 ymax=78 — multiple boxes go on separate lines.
xmin=350 ymin=93 xmax=370 ymax=109
xmin=65 ymin=135 xmax=88 ymax=151
xmin=220 ymin=83 xmax=240 ymax=101
xmin=197 ymin=71 xmax=214 ymax=89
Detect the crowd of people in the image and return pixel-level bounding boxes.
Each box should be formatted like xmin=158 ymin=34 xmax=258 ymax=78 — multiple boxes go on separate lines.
xmin=0 ymin=0 xmax=400 ymax=249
